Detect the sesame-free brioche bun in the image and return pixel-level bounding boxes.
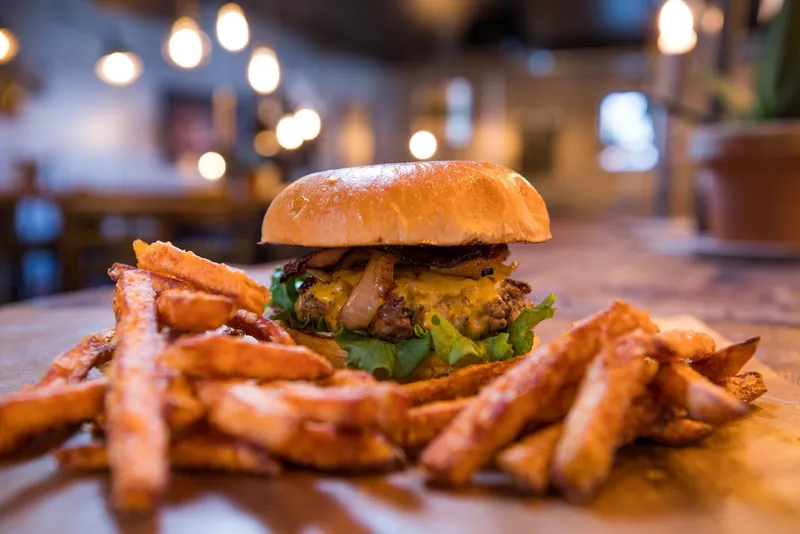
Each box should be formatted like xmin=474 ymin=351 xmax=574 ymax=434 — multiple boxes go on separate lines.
xmin=261 ymin=161 xmax=551 ymax=247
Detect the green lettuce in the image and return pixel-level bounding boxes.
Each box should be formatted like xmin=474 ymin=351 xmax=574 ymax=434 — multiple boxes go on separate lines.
xmin=508 ymin=293 xmax=557 ymax=355
xmin=334 ymin=327 xmax=432 ymax=380
xmin=268 ymin=267 xmax=310 ymax=328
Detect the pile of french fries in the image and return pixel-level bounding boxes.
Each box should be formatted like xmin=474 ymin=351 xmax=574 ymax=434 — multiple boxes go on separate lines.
xmin=0 ymin=242 xmax=768 ymax=513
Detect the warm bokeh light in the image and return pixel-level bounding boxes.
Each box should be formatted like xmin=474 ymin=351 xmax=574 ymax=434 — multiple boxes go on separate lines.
xmin=248 ymin=46 xmax=280 ymax=94
xmin=0 ymin=29 xmax=19 ymax=64
xmin=701 ymin=6 xmax=724 ymax=34
xmin=658 ymin=0 xmax=697 ymax=55
xmin=293 ymin=107 xmax=321 ymax=141
xmin=216 ymin=3 xmax=249 ymax=52
xmin=95 ymin=52 xmax=142 ymax=87
xmin=166 ymin=17 xmax=207 ymax=69
xmin=409 ymin=130 xmax=437 ymax=160
xmin=198 ymin=151 xmax=226 ymax=180
xmin=276 ymin=115 xmax=303 ymax=150
xmin=254 ymin=130 xmax=280 ymax=157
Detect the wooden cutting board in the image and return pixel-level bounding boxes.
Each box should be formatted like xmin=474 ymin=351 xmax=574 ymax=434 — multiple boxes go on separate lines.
xmin=1 ymin=315 xmax=799 ymax=534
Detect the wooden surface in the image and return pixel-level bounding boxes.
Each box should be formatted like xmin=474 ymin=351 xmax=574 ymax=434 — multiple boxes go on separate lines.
xmin=1 ymin=218 xmax=800 ymax=533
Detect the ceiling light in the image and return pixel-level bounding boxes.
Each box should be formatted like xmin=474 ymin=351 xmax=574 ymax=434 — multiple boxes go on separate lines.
xmin=216 ymin=4 xmax=249 ymax=52
xmin=198 ymin=151 xmax=226 ymax=180
xmin=95 ymin=51 xmax=142 ymax=87
xmin=248 ymin=46 xmax=280 ymax=94
xmin=166 ymin=17 xmax=209 ymax=69
xmin=409 ymin=130 xmax=437 ymax=160
xmin=293 ymin=107 xmax=321 ymax=141
xmin=276 ymin=115 xmax=302 ymax=150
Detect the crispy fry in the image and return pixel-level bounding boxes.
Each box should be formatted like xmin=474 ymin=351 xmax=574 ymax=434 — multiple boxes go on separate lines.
xmin=719 ymin=371 xmax=768 ymax=403
xmin=277 ymin=382 xmax=408 ymax=429
xmin=319 ymin=369 xmax=376 ymax=387
xmin=393 ymin=397 xmax=472 ymax=449
xmin=107 ymin=270 xmax=168 ymax=512
xmin=108 ymin=263 xmax=194 ymax=293
xmin=403 ymin=357 xmax=526 ymax=406
xmin=651 ymin=330 xmax=716 ymax=362
xmin=134 ymin=240 xmax=270 ymax=314
xmin=691 ymin=337 xmax=761 ymax=382
xmin=551 ymin=330 xmax=657 ymax=503
xmin=157 ymin=289 xmax=235 ymax=332
xmin=229 ymin=309 xmax=295 ymax=345
xmin=166 ymin=335 xmax=333 ymax=380
xmin=165 ymin=373 xmax=205 ymax=433
xmin=57 ymin=434 xmax=281 ymax=476
xmin=286 ymin=329 xmax=347 ymax=368
xmin=0 ymin=378 xmax=106 ymax=457
xmin=497 ymin=423 xmax=563 ymax=493
xmin=640 ymin=417 xmax=714 ymax=446
xmin=276 ymin=422 xmax=404 ymax=471
xmin=421 ymin=300 xmax=657 ymax=485
xmin=36 ymin=329 xmax=116 ymax=387
xmin=652 ymin=362 xmax=750 ymax=425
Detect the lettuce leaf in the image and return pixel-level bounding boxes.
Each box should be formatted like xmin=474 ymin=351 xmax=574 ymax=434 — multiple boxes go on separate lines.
xmin=508 ymin=293 xmax=557 ymax=355
xmin=268 ymin=267 xmax=309 ymax=328
xmin=334 ymin=326 xmax=432 ymax=380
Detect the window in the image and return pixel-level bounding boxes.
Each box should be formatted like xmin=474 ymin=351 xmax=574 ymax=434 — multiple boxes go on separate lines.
xmin=598 ymin=92 xmax=659 ymax=172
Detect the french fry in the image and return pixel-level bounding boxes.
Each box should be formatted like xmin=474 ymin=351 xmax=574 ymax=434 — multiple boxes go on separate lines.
xmin=57 ymin=434 xmax=282 ymax=476
xmin=108 ymin=263 xmax=194 ymax=293
xmin=319 ymin=369 xmax=376 ymax=387
xmin=421 ymin=300 xmax=658 ymax=485
xmin=392 ymin=397 xmax=472 ymax=450
xmin=652 ymin=362 xmax=750 ymax=425
xmin=133 ymin=240 xmax=270 ymax=314
xmin=165 ymin=335 xmax=333 ymax=380
xmin=106 ymin=270 xmax=169 ymax=512
xmin=229 ymin=309 xmax=295 ymax=346
xmin=551 ymin=330 xmax=657 ymax=503
xmin=274 ymin=422 xmax=404 ymax=471
xmin=286 ymin=329 xmax=347 ymax=368
xmin=691 ymin=337 xmax=761 ymax=382
xmin=719 ymin=371 xmax=768 ymax=403
xmin=277 ymin=382 xmax=408 ymax=429
xmin=0 ymin=378 xmax=106 ymax=457
xmin=165 ymin=373 xmax=205 ymax=433
xmin=36 ymin=329 xmax=116 ymax=387
xmin=640 ymin=417 xmax=714 ymax=446
xmin=157 ymin=289 xmax=235 ymax=332
xmin=497 ymin=423 xmax=563 ymax=493
xmin=651 ymin=330 xmax=716 ymax=362
xmin=403 ymin=357 xmax=526 ymax=406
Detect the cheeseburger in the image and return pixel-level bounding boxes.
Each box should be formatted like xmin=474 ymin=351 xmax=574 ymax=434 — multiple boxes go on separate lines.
xmin=261 ymin=161 xmax=555 ymax=381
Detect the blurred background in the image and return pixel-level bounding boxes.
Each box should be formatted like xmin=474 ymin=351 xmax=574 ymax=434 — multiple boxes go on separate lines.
xmin=0 ymin=0 xmax=792 ymax=303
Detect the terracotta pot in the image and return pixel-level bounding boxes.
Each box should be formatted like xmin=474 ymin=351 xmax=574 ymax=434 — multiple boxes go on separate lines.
xmin=690 ymin=121 xmax=800 ymax=243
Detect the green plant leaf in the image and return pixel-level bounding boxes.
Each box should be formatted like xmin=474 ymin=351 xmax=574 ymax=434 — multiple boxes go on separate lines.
xmin=508 ymin=293 xmax=557 ymax=356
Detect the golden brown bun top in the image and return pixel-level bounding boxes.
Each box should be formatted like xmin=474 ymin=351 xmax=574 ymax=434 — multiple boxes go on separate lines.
xmin=261 ymin=161 xmax=551 ymax=247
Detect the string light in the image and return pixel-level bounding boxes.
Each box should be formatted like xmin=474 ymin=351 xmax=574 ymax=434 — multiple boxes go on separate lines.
xmin=165 ymin=17 xmax=208 ymax=69
xmin=216 ymin=4 xmax=249 ymax=52
xmin=409 ymin=130 xmax=437 ymax=160
xmin=248 ymin=46 xmax=280 ymax=94
xmin=658 ymin=0 xmax=697 ymax=55
xmin=198 ymin=152 xmax=226 ymax=180
xmin=0 ymin=28 xmax=18 ymax=64
xmin=254 ymin=130 xmax=280 ymax=157
xmin=294 ymin=107 xmax=321 ymax=141
xmin=95 ymin=51 xmax=142 ymax=87
xmin=276 ymin=115 xmax=303 ymax=150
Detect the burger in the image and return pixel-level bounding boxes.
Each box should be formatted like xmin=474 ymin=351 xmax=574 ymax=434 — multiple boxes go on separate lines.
xmin=261 ymin=161 xmax=555 ymax=381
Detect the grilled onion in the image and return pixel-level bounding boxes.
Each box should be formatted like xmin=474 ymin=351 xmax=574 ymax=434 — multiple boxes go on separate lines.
xmin=431 ymin=258 xmax=517 ymax=279
xmin=339 ymin=253 xmax=398 ymax=330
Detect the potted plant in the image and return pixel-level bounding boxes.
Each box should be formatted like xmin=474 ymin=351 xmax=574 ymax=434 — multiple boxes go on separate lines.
xmin=690 ymin=1 xmax=800 ymax=244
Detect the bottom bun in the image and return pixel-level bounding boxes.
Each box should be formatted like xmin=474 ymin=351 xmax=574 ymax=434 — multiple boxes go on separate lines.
xmin=286 ymin=328 xmax=540 ymax=383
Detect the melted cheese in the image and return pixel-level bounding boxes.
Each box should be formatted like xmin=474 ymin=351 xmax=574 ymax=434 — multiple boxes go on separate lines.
xmin=303 ymin=266 xmax=507 ymax=339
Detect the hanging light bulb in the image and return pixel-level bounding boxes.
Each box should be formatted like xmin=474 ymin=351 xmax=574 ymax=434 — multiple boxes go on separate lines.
xmin=95 ymin=51 xmax=143 ymax=87
xmin=165 ymin=17 xmax=209 ymax=69
xmin=216 ymin=3 xmax=249 ymax=52
xmin=276 ymin=115 xmax=303 ymax=150
xmin=198 ymin=151 xmax=226 ymax=180
xmin=0 ymin=28 xmax=19 ymax=65
xmin=248 ymin=46 xmax=280 ymax=94
xmin=658 ymin=0 xmax=697 ymax=55
xmin=409 ymin=130 xmax=437 ymax=160
xmin=294 ymin=107 xmax=321 ymax=141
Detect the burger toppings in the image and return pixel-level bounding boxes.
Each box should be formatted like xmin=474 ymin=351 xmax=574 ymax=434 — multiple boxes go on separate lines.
xmin=338 ymin=253 xmax=398 ymax=331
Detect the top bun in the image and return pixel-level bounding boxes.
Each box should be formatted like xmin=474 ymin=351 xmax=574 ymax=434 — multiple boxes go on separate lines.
xmin=261 ymin=161 xmax=551 ymax=247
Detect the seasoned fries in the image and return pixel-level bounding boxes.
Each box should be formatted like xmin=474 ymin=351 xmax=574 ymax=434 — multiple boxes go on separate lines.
xmin=106 ymin=269 xmax=169 ymax=512
xmin=653 ymin=362 xmax=750 ymax=425
xmin=229 ymin=309 xmax=296 ymax=346
xmin=691 ymin=337 xmax=760 ymax=382
xmin=134 ymin=240 xmax=270 ymax=314
xmin=320 ymin=369 xmax=376 ymax=387
xmin=640 ymin=417 xmax=714 ymax=446
xmin=392 ymin=397 xmax=472 ymax=450
xmin=157 ymin=289 xmax=234 ymax=332
xmin=165 ymin=335 xmax=333 ymax=380
xmin=0 ymin=378 xmax=106 ymax=456
xmin=719 ymin=371 xmax=768 ymax=403
xmin=652 ymin=329 xmax=716 ymax=362
xmin=165 ymin=373 xmax=205 ymax=433
xmin=109 ymin=263 xmax=195 ymax=293
xmin=421 ymin=300 xmax=658 ymax=485
xmin=37 ymin=329 xmax=115 ymax=387
xmin=497 ymin=423 xmax=563 ymax=493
